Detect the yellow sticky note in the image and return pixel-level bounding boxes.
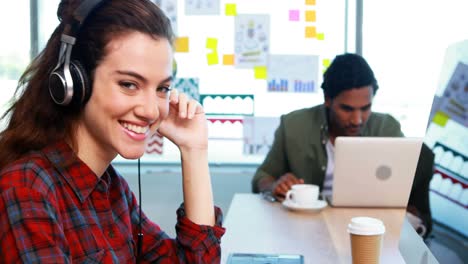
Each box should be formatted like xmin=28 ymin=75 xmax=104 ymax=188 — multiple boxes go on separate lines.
xmin=175 ymin=37 xmax=189 ymax=52
xmin=225 ymin=3 xmax=237 ymax=16
xmin=223 ymin=54 xmax=235 ymax=65
xmin=254 ymin=66 xmax=267 ymax=79
xmin=322 ymin=59 xmax=331 ymax=67
xmin=305 ymin=26 xmax=316 ymax=38
xmin=433 ymin=111 xmax=449 ymax=127
xmin=206 ymin=38 xmax=218 ymax=50
xmin=305 ymin=10 xmax=316 ymax=22
xmin=207 ymin=53 xmax=219 ymax=65
xmin=306 ymin=0 xmax=316 ymax=5
xmin=317 ymin=32 xmax=325 ymax=40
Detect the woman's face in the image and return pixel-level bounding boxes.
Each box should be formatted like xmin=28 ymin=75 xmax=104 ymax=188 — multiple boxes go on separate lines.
xmin=77 ymin=31 xmax=173 ymax=162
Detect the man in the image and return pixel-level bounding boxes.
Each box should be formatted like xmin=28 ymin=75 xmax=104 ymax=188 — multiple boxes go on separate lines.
xmin=252 ymin=53 xmax=433 ymax=238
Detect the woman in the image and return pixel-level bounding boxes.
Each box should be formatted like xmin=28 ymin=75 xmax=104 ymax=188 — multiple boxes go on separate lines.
xmin=0 ymin=0 xmax=225 ymax=263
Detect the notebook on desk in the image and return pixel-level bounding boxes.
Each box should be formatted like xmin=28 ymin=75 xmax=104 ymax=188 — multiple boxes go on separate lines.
xmin=329 ymin=137 xmax=423 ymax=207
xmin=227 ymin=253 xmax=304 ymax=264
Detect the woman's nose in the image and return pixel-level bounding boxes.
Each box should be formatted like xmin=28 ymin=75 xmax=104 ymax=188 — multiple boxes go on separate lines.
xmin=135 ymin=93 xmax=159 ymax=122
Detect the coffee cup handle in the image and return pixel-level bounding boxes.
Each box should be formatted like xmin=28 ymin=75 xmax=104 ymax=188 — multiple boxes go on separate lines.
xmin=285 ymin=190 xmax=294 ymax=202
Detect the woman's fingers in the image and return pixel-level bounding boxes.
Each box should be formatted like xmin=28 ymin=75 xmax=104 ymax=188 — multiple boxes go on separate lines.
xmin=169 ymin=89 xmax=203 ymax=119
xmin=169 ymin=88 xmax=179 ymax=103
xmin=178 ymin=93 xmax=190 ymax=118
xmin=187 ymin=99 xmax=199 ymax=119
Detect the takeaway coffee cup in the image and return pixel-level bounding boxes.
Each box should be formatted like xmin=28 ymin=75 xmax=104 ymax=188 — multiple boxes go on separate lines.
xmin=285 ymin=184 xmax=319 ymax=206
xmin=347 ymin=217 xmax=386 ymax=264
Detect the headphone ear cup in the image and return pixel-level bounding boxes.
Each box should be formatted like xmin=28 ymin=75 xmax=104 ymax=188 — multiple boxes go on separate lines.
xmin=49 ymin=68 xmax=69 ymax=105
xmin=69 ymin=60 xmax=91 ymax=107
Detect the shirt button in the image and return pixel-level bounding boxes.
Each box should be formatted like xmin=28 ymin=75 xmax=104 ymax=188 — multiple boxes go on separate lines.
xmin=321 ymin=166 xmax=326 ymax=171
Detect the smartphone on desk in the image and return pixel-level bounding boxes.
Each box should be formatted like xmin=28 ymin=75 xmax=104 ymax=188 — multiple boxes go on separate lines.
xmin=227 ymin=253 xmax=304 ymax=264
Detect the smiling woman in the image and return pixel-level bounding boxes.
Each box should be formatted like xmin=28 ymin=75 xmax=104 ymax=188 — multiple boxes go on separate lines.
xmin=0 ymin=0 xmax=224 ymax=263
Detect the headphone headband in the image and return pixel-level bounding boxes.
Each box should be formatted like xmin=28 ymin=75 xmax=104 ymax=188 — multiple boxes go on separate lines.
xmin=70 ymin=0 xmax=105 ymax=36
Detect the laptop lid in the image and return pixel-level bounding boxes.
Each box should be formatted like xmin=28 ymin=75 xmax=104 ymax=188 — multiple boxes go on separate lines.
xmin=331 ymin=137 xmax=423 ymax=207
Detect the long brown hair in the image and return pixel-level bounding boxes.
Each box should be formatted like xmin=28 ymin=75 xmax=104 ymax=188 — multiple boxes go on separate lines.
xmin=0 ymin=0 xmax=174 ymax=170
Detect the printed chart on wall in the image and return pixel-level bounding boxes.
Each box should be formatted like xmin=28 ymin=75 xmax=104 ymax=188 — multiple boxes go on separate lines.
xmin=267 ymin=54 xmax=319 ymax=93
xmin=185 ymin=0 xmax=220 ymax=15
xmin=438 ymin=62 xmax=468 ymax=127
xmin=243 ymin=116 xmax=280 ymax=155
xmin=234 ymin=14 xmax=270 ymax=68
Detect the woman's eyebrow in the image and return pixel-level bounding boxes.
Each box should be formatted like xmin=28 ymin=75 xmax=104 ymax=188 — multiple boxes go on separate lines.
xmin=115 ymin=70 xmax=148 ymax=84
xmin=158 ymin=76 xmax=173 ymax=85
xmin=115 ymin=71 xmax=173 ymax=86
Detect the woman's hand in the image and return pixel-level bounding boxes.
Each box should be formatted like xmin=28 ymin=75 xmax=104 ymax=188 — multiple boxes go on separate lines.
xmin=157 ymin=89 xmax=208 ymax=151
xmin=158 ymin=90 xmax=215 ymax=226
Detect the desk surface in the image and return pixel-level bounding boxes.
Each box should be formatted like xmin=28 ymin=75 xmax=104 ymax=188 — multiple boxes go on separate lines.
xmin=221 ymin=194 xmax=407 ymax=264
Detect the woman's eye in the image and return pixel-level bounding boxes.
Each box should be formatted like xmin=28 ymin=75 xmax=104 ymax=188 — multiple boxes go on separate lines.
xmin=157 ymin=86 xmax=172 ymax=94
xmin=120 ymin=81 xmax=137 ymax=90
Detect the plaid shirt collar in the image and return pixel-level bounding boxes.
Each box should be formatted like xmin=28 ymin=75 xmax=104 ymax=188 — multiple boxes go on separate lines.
xmin=42 ymin=140 xmax=111 ymax=203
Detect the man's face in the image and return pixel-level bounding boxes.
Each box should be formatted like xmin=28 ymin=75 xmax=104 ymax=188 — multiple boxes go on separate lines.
xmin=325 ymin=86 xmax=374 ymax=137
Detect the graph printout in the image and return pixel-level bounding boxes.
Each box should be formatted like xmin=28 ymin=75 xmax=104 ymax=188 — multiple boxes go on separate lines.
xmin=267 ymin=54 xmax=319 ymax=93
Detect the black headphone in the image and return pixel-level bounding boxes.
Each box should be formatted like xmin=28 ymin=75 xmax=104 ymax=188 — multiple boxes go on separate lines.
xmin=49 ymin=0 xmax=105 ymax=107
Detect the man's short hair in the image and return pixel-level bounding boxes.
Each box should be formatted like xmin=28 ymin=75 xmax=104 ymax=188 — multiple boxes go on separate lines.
xmin=321 ymin=53 xmax=379 ymax=99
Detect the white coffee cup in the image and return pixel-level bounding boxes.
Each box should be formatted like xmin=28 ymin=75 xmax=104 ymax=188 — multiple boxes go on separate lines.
xmin=285 ymin=184 xmax=319 ymax=206
xmin=347 ymin=217 xmax=386 ymax=264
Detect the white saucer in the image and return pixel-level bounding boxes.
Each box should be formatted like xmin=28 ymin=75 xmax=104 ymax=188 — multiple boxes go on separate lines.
xmin=282 ymin=199 xmax=328 ymax=212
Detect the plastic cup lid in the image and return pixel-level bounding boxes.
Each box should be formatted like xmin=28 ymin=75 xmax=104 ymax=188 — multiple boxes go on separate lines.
xmin=347 ymin=216 xmax=386 ymax=235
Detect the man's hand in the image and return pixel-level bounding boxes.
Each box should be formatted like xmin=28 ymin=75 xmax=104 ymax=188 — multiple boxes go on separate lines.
xmin=272 ymin=173 xmax=304 ymax=200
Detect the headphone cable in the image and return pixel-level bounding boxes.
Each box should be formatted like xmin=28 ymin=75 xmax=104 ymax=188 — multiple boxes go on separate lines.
xmin=137 ymin=158 xmax=143 ymax=262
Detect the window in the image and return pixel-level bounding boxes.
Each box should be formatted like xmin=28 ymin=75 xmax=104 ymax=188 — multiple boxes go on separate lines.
xmin=0 ymin=1 xmax=30 ymax=126
xmin=362 ymin=0 xmax=468 ymax=136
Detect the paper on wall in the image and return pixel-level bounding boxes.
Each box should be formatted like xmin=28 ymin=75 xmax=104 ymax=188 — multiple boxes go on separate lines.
xmin=153 ymin=0 xmax=178 ymax=34
xmin=185 ymin=0 xmax=220 ymax=15
xmin=234 ymin=14 xmax=270 ymax=68
xmin=267 ymin=54 xmax=319 ymax=93
xmin=243 ymin=116 xmax=280 ymax=155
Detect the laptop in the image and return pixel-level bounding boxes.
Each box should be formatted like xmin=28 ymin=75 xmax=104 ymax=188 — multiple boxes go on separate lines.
xmin=330 ymin=137 xmax=423 ymax=207
xmin=227 ymin=253 xmax=304 ymax=264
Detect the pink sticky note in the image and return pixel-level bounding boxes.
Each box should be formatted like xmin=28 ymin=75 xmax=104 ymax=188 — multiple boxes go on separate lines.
xmin=289 ymin=10 xmax=300 ymax=21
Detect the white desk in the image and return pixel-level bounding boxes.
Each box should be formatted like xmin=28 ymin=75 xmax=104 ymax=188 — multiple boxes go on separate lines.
xmin=221 ymin=194 xmax=408 ymax=264
xmin=399 ymin=219 xmax=439 ymax=263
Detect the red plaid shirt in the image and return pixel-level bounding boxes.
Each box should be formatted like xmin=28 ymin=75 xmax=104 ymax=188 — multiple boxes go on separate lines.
xmin=0 ymin=141 xmax=225 ymax=263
